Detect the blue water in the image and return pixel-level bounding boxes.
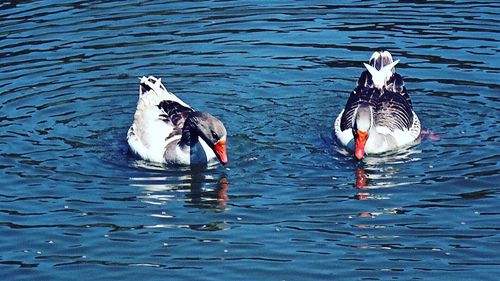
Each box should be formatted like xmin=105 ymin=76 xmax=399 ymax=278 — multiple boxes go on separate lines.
xmin=1 ymin=1 xmax=499 ymax=280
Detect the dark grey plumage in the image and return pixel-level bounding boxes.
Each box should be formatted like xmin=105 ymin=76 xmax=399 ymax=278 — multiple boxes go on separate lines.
xmin=158 ymin=100 xmax=194 ymax=127
xmin=340 ymin=71 xmax=414 ymax=132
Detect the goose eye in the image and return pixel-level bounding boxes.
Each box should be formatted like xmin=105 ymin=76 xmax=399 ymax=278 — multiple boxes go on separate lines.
xmin=211 ymin=131 xmax=218 ymax=139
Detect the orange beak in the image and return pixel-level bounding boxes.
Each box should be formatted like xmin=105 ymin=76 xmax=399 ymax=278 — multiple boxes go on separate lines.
xmin=354 ymin=130 xmax=368 ymax=160
xmin=213 ymin=138 xmax=228 ymax=165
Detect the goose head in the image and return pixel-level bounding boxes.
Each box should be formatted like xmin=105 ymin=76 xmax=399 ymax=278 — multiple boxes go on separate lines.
xmin=352 ymin=103 xmax=372 ymax=160
xmin=184 ymin=112 xmax=228 ymax=165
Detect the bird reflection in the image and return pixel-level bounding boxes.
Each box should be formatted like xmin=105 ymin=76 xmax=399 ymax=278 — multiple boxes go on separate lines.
xmin=352 ymin=146 xmax=422 ymax=201
xmin=188 ymin=172 xmax=229 ymax=209
xmin=130 ymin=166 xmax=230 ymax=211
xmin=216 ymin=176 xmax=229 ymax=205
xmin=355 ymin=167 xmax=368 ymax=189
xmin=355 ymin=166 xmax=371 ymax=200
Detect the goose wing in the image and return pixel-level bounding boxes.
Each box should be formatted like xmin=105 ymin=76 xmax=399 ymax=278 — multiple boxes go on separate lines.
xmin=374 ymin=89 xmax=414 ymax=131
xmin=340 ymin=85 xmax=381 ymax=131
xmin=157 ymin=100 xmax=194 ymax=137
xmin=127 ymin=76 xmax=193 ymax=162
xmin=385 ymin=72 xmax=412 ymax=107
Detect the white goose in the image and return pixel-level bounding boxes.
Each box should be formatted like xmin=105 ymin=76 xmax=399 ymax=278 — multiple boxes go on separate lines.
xmin=127 ymin=76 xmax=228 ymax=165
xmin=334 ymin=51 xmax=421 ymax=160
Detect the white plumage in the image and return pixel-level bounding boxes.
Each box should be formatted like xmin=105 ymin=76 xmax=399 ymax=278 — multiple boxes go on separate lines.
xmin=127 ymin=76 xmax=227 ymax=166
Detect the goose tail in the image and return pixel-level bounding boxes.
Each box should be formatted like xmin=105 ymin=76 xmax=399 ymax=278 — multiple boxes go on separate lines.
xmin=363 ymin=51 xmax=399 ymax=89
xmin=135 ymin=76 xmax=190 ymax=111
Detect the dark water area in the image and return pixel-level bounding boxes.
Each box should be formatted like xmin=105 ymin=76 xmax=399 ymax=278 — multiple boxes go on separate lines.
xmin=0 ymin=1 xmax=499 ymax=280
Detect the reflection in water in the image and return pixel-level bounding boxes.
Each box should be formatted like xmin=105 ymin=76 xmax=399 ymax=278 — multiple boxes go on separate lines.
xmin=354 ymin=147 xmax=422 ymax=187
xmin=352 ymin=147 xmax=423 ymax=201
xmin=355 ymin=167 xmax=368 ymax=189
xmin=129 ymin=169 xmax=230 ymax=231
xmin=129 ymin=167 xmax=230 ymax=231
xmin=131 ymin=170 xmax=229 ymax=210
xmin=352 ymin=164 xmax=412 ymax=249
xmin=351 ymin=153 xmax=418 ymax=250
xmin=216 ymin=176 xmax=229 ymax=206
xmin=188 ymin=173 xmax=229 ymax=210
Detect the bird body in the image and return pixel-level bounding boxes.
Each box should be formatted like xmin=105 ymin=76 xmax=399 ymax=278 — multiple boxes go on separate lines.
xmin=127 ymin=76 xmax=227 ymax=166
xmin=334 ymin=51 xmax=421 ymax=159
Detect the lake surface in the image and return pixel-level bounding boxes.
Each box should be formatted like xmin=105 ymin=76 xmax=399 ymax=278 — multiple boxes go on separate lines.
xmin=0 ymin=1 xmax=499 ymax=280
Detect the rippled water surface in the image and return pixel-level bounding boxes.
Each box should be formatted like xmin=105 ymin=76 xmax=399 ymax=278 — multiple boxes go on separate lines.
xmin=1 ymin=1 xmax=499 ymax=280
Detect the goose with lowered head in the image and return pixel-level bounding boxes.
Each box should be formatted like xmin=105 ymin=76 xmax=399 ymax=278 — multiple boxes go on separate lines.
xmin=334 ymin=51 xmax=421 ymax=160
xmin=127 ymin=76 xmax=228 ymax=166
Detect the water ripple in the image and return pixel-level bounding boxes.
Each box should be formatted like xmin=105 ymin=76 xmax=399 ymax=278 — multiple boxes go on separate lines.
xmin=0 ymin=0 xmax=499 ymax=280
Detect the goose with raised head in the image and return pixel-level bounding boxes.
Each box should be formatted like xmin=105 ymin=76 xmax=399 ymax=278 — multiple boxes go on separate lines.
xmin=127 ymin=76 xmax=228 ymax=166
xmin=334 ymin=51 xmax=421 ymax=160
